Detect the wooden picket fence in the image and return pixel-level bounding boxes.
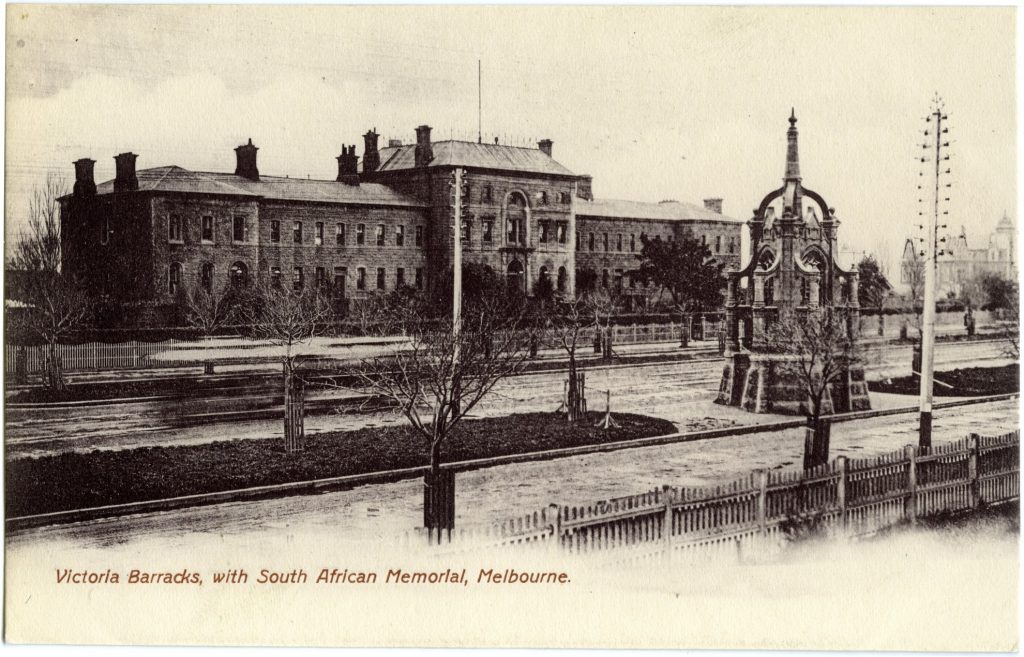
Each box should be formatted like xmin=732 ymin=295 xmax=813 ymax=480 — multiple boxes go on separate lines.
xmin=410 ymin=430 xmax=1019 ymax=560
xmin=4 ymin=340 xmax=205 ymax=375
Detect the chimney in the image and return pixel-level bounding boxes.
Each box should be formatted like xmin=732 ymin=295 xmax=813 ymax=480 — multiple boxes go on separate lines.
xmin=388 ymin=139 xmax=403 ymax=147
xmin=703 ymin=198 xmax=723 ymax=214
xmin=337 ymin=145 xmax=359 ymax=185
xmin=363 ymin=129 xmax=380 ymax=173
xmin=73 ymin=158 xmax=96 ymax=197
xmin=414 ymin=125 xmax=433 ymax=167
xmin=113 ymin=152 xmax=138 ymax=192
xmin=234 ymin=138 xmax=259 ymax=181
xmin=576 ymin=175 xmax=593 ymax=201
xmin=538 ymin=139 xmax=553 ymax=157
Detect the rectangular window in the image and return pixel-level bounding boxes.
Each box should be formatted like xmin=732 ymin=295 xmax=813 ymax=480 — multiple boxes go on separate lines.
xmin=556 ymin=222 xmax=567 ymax=244
xmin=233 ymin=216 xmax=248 ymax=243
xmin=333 ymin=266 xmax=347 ymax=297
xmin=614 ymin=269 xmax=624 ymax=292
xmin=482 ymin=219 xmax=493 ymax=243
xmin=357 ymin=267 xmax=366 ymax=290
xmin=293 ymin=222 xmax=303 ymax=244
xmin=589 ymin=233 xmax=595 ymax=250
xmin=630 ymin=234 xmax=636 ymax=252
xmin=461 ymin=220 xmax=471 ymax=243
xmin=293 ymin=267 xmax=304 ymax=291
xmin=539 ymin=221 xmax=549 ymax=243
xmin=603 ymin=233 xmax=609 ymax=251
xmin=415 ymin=225 xmax=423 ymax=246
xmin=396 ymin=267 xmax=405 ymax=287
xmin=715 ymin=235 xmax=722 ymax=253
xmin=376 ymin=267 xmax=385 ymax=290
xmin=540 ymin=191 xmax=548 ymax=205
xmin=483 ymin=186 xmax=493 ymax=203
xmin=701 ymin=234 xmax=707 ymax=246
xmin=396 ymin=225 xmax=405 ymax=247
xmin=315 ymin=222 xmax=324 ymax=246
xmin=316 ymin=266 xmax=326 ymax=288
xmin=271 ymin=220 xmax=280 ymax=243
xmin=729 ymin=237 xmax=736 ymax=254
xmin=617 ymin=234 xmax=623 ymax=251
xmin=202 ymin=216 xmax=214 ymax=243
xmin=168 ymin=215 xmax=183 ymax=242
xmin=415 ymin=267 xmax=423 ymax=289
xmin=357 ymin=224 xmax=365 ymax=245
xmin=336 ymin=224 xmax=346 ymax=246
xmin=376 ymin=224 xmax=385 ymax=247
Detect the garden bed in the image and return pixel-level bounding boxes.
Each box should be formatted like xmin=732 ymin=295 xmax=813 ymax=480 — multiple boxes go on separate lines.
xmin=5 ymin=411 xmax=677 ymax=517
xmin=869 ymin=364 xmax=1019 ymax=397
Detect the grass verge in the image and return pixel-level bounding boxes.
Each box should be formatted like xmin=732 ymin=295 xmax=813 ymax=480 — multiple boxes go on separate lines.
xmin=868 ymin=364 xmax=1018 ymax=397
xmin=5 ymin=411 xmax=676 ymax=517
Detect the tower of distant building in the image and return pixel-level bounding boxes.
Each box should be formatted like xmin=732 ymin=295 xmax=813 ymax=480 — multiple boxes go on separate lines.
xmin=900 ymin=215 xmax=1016 ymax=298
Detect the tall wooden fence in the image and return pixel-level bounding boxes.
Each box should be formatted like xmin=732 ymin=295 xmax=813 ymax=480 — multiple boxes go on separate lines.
xmin=411 ymin=430 xmax=1019 ymax=560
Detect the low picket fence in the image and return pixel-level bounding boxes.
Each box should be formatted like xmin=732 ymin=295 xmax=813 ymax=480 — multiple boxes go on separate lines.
xmin=4 ymin=340 xmax=203 ymax=374
xmin=410 ymin=430 xmax=1019 ymax=560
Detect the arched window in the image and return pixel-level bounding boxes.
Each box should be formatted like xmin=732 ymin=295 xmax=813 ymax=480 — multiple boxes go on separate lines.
xmin=539 ymin=265 xmax=549 ymax=282
xmin=557 ymin=266 xmax=567 ymax=293
xmin=230 ymin=261 xmax=249 ymax=287
xmin=168 ymin=263 xmax=183 ymax=295
xmin=201 ymin=263 xmax=214 ymax=292
xmin=506 ymin=194 xmax=527 ymax=246
xmin=506 ymin=259 xmax=525 ymax=294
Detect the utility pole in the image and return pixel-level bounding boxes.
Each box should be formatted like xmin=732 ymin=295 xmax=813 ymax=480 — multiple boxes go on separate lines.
xmin=450 ymin=167 xmax=465 ymax=415
xmin=916 ymin=94 xmax=952 ymax=449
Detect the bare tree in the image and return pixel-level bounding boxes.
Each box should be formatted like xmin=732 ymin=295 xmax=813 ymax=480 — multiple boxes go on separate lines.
xmin=545 ymin=295 xmax=594 ymax=422
xmin=350 ymin=286 xmax=530 ymax=533
xmin=587 ymin=287 xmax=620 ymax=360
xmin=238 ymin=283 xmax=334 ymax=452
xmin=764 ymin=309 xmax=857 ymax=469
xmin=179 ymin=283 xmax=240 ymax=374
xmin=8 ymin=175 xmax=91 ymax=391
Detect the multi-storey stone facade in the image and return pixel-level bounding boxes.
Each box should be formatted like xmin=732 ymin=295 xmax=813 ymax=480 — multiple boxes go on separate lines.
xmin=60 ymin=125 xmax=743 ymax=319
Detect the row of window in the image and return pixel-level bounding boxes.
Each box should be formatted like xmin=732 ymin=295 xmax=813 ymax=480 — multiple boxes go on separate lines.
xmin=167 ymin=215 xmax=425 ymax=248
xmin=167 ymin=262 xmax=424 ymax=296
xmin=575 ymin=231 xmax=738 ymax=254
xmin=465 ymin=185 xmax=571 ymax=206
xmin=458 ymin=218 xmax=569 ymax=246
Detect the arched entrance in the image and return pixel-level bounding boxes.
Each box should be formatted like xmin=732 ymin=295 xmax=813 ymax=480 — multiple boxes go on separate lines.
xmin=506 ymin=259 xmax=525 ymax=295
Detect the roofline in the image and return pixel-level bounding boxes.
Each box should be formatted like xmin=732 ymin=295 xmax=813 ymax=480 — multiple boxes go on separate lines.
xmin=366 ymin=164 xmax=578 ymax=181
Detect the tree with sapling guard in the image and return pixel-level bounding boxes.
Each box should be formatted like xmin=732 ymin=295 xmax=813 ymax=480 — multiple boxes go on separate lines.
xmin=237 ymin=282 xmax=333 ymax=452
xmin=350 ymin=269 xmax=532 ymax=538
xmin=178 ymin=282 xmax=244 ymax=374
xmin=7 ymin=174 xmax=91 ymax=391
xmin=544 ymin=294 xmax=593 ymax=422
xmin=763 ymin=307 xmax=857 ymax=470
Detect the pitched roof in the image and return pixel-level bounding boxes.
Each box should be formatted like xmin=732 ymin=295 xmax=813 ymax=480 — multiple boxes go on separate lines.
xmin=93 ymin=166 xmax=426 ymax=207
xmin=374 ymin=140 xmax=575 ymax=177
xmin=576 ymin=198 xmax=740 ymax=223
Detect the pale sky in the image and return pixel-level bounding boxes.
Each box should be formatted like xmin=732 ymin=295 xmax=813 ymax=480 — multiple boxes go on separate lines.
xmin=4 ymin=5 xmax=1016 ymax=276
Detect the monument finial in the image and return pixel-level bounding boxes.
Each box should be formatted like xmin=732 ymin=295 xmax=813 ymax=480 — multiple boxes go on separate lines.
xmin=784 ymin=109 xmax=800 ymax=181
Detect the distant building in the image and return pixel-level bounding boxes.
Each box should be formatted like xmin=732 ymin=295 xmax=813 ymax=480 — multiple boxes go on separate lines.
xmin=59 ymin=126 xmax=742 ymax=325
xmin=899 ymin=215 xmax=1016 ymax=298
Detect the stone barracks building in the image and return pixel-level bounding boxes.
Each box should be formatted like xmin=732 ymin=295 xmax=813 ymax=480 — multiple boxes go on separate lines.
xmin=60 ymin=125 xmax=742 ymax=315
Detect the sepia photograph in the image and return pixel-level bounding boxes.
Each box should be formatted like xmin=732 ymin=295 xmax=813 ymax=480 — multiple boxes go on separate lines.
xmin=3 ymin=4 xmax=1019 ymax=650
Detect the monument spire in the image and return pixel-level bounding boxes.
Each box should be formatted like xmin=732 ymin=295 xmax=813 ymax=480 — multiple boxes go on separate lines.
xmin=785 ymin=108 xmax=801 ymax=181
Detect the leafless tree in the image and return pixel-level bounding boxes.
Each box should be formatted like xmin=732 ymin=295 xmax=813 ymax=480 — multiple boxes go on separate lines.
xmin=351 ymin=290 xmax=531 ymax=476
xmin=544 ymin=295 xmax=594 ymax=422
xmin=8 ymin=175 xmax=91 ymax=391
xmin=764 ymin=308 xmax=858 ymax=469
xmin=587 ymin=287 xmax=620 ymax=360
xmin=238 ymin=283 xmax=334 ymax=452
xmin=179 ymin=283 xmax=240 ymax=374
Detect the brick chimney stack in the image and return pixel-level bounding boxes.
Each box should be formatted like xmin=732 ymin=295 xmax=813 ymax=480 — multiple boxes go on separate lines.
xmin=576 ymin=175 xmax=593 ymax=201
xmin=73 ymin=158 xmax=96 ymax=197
xmin=704 ymin=198 xmax=723 ymax=214
xmin=337 ymin=145 xmax=359 ymax=185
xmin=113 ymin=152 xmax=138 ymax=192
xmin=363 ymin=129 xmax=380 ymax=173
xmin=538 ymin=139 xmax=553 ymax=157
xmin=234 ymin=138 xmax=260 ymax=181
xmin=414 ymin=125 xmax=433 ymax=167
